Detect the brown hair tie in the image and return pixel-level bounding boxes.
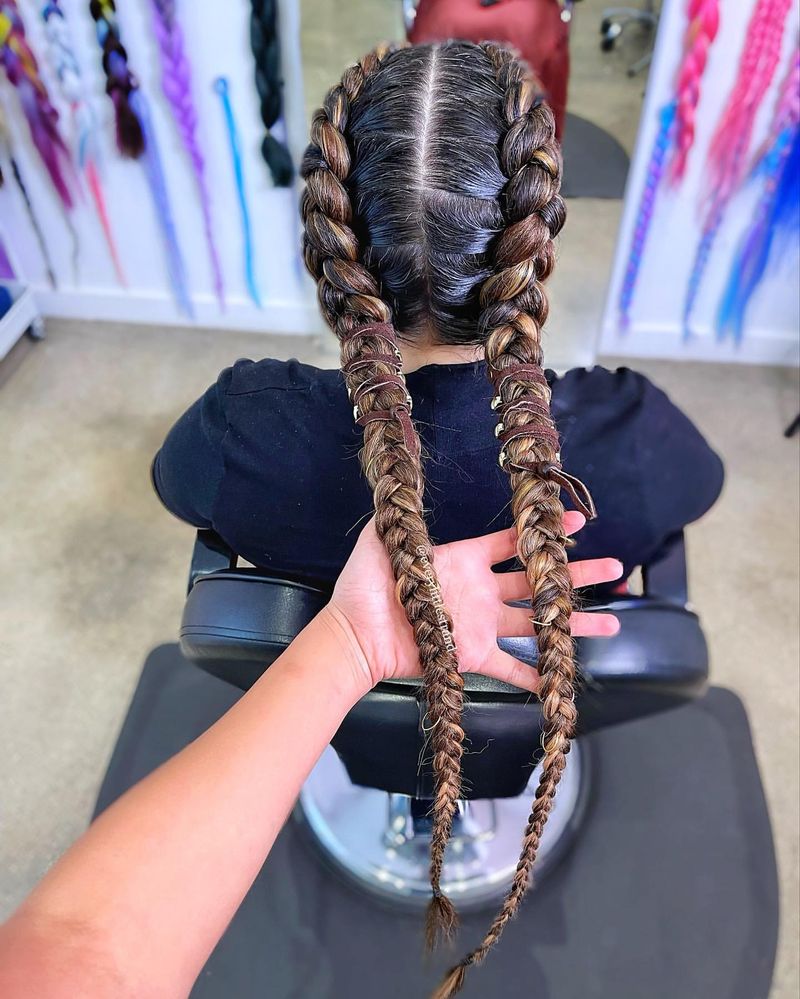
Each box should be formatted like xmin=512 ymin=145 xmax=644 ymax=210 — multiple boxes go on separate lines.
xmin=493 ymin=397 xmax=551 ymax=421
xmin=502 ymin=457 xmax=597 ymax=520
xmin=357 ymin=404 xmax=420 ymax=458
xmin=342 ymin=353 xmax=403 ymax=374
xmin=351 ymin=372 xmax=410 ymax=410
xmin=489 ymin=362 xmax=550 ymax=394
xmin=497 ymin=421 xmax=560 ymax=450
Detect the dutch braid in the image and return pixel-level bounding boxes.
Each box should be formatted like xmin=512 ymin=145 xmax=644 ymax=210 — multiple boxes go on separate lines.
xmin=300 ymin=44 xmax=467 ymax=946
xmin=88 ymin=0 xmax=144 ymax=157
xmin=432 ymin=43 xmax=593 ymax=999
xmin=249 ymin=0 xmax=293 ymax=186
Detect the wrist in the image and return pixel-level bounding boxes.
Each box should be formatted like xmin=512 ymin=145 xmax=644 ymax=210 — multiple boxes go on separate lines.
xmin=294 ymin=606 xmax=375 ymax=704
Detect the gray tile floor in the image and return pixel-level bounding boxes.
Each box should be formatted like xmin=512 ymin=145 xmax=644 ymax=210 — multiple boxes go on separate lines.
xmin=0 ymin=320 xmax=797 ymax=998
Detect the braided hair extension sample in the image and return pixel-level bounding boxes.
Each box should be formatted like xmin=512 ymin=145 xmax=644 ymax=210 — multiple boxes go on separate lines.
xmin=617 ymin=0 xmax=719 ymax=326
xmin=87 ymin=0 xmax=191 ymax=312
xmin=0 ymin=0 xmax=73 ymax=208
xmin=683 ymin=0 xmax=793 ymax=332
xmin=129 ymin=86 xmax=192 ymax=317
xmin=300 ymin=43 xmax=597 ymax=993
xmin=249 ymin=0 xmax=293 ymax=186
xmin=0 ymin=103 xmax=56 ymax=286
xmin=716 ymin=47 xmax=800 ymax=341
xmin=214 ymin=76 xmax=261 ymax=307
xmin=301 ymin=44 xmax=466 ymax=946
xmin=670 ymin=0 xmax=720 ymax=184
xmin=88 ymin=0 xmax=144 ymax=157
xmin=41 ymin=0 xmax=125 ymax=283
xmin=150 ymin=0 xmax=224 ymax=307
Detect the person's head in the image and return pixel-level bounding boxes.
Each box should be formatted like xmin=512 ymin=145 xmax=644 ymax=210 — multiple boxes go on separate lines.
xmin=301 ymin=41 xmax=590 ymax=997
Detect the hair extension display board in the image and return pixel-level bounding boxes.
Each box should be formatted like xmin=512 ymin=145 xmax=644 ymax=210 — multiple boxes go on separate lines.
xmin=0 ymin=0 xmax=312 ymax=333
xmin=602 ymin=0 xmax=799 ymax=365
xmin=96 ymin=645 xmax=778 ymax=999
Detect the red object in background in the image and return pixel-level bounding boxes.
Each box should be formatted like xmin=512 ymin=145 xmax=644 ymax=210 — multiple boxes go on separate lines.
xmin=408 ymin=0 xmax=570 ymax=138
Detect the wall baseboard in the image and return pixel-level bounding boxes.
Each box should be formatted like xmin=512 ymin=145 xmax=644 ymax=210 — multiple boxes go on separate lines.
xmin=601 ymin=321 xmax=800 ymax=368
xmin=32 ymin=286 xmax=324 ymax=337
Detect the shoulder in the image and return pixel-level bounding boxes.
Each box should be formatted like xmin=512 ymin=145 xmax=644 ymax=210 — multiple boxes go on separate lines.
xmin=224 ymin=357 xmax=344 ymax=398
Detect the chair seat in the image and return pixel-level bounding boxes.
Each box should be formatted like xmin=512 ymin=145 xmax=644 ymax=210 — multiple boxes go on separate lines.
xmin=180 ymin=571 xmax=708 ymax=799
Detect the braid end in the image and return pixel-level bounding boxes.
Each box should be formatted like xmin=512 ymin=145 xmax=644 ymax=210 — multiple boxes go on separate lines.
xmin=424 ymin=891 xmax=459 ymax=952
xmin=115 ymin=98 xmax=145 ymax=158
xmin=430 ymin=962 xmax=468 ymax=999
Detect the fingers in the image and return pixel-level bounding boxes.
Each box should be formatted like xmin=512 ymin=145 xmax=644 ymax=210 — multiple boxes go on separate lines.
xmin=449 ymin=512 xmax=589 ymax=568
xmin=569 ymin=557 xmax=623 ymax=589
xmin=495 ymin=556 xmax=624 ymax=603
xmin=478 ymin=648 xmax=541 ymax=693
xmin=498 ymin=604 xmax=620 ymax=638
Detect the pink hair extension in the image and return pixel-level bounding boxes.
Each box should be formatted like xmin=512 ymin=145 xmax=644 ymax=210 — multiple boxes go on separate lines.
xmin=41 ymin=1 xmax=125 ymax=284
xmin=684 ymin=0 xmax=794 ymax=332
xmin=706 ymin=0 xmax=792 ymax=202
xmin=0 ymin=1 xmax=73 ymax=209
xmin=150 ymin=0 xmax=225 ymax=307
xmin=669 ymin=0 xmax=720 ymax=183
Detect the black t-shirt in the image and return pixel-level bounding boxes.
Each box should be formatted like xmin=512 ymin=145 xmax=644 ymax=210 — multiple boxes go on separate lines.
xmin=152 ymin=359 xmax=723 ymax=588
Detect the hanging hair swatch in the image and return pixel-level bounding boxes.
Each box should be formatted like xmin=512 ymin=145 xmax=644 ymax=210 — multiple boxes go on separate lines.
xmin=300 ymin=42 xmax=597 ymax=998
xmin=670 ymin=0 xmax=720 ymax=184
xmin=150 ymin=0 xmax=224 ymax=307
xmin=716 ymin=49 xmax=800 ymax=341
xmin=41 ymin=0 xmax=125 ymax=283
xmin=88 ymin=0 xmax=144 ymax=157
xmin=617 ymin=0 xmax=719 ymax=326
xmin=0 ymin=102 xmax=56 ymax=286
xmin=130 ymin=87 xmax=192 ymax=317
xmin=214 ymin=76 xmax=260 ymax=307
xmin=248 ymin=0 xmax=293 ymax=186
xmin=0 ymin=0 xmax=73 ymax=208
xmin=683 ymin=0 xmax=793 ymax=332
xmin=87 ymin=0 xmax=191 ymax=314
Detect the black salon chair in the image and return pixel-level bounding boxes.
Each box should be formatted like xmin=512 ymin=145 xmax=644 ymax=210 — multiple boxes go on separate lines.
xmin=179 ymin=529 xmax=707 ymax=909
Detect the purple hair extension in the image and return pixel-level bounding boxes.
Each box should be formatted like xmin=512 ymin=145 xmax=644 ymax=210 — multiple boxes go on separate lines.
xmin=618 ymin=101 xmax=677 ymax=328
xmin=0 ymin=103 xmax=57 ymax=286
xmin=150 ymin=0 xmax=224 ymax=307
xmin=0 ymin=1 xmax=73 ymax=209
xmin=129 ymin=88 xmax=193 ymax=318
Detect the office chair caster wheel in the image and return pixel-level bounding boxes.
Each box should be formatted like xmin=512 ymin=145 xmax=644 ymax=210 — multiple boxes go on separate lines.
xmin=601 ymin=21 xmax=622 ymax=51
xmin=297 ymin=741 xmax=591 ymax=912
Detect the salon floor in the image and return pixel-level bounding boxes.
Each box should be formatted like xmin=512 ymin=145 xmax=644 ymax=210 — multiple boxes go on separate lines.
xmin=0 ymin=320 xmax=798 ymax=998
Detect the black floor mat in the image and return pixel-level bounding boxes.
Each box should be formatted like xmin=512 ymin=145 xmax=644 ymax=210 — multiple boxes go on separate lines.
xmin=96 ymin=645 xmax=778 ymax=999
xmin=561 ymin=113 xmax=630 ymax=199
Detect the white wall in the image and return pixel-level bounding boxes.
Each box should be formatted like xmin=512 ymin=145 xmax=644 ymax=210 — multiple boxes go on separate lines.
xmin=601 ymin=0 xmax=800 ymax=366
xmin=0 ymin=0 xmax=321 ymax=334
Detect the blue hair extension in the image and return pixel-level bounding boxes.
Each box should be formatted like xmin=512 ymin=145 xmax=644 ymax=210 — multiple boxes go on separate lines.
xmin=214 ymin=76 xmax=261 ymax=307
xmin=717 ymin=126 xmax=799 ymax=341
xmin=128 ymin=86 xmax=193 ymax=318
xmin=618 ymin=100 xmax=677 ymax=328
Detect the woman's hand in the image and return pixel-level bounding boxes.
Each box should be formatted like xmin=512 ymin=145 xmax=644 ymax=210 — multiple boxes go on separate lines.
xmin=323 ymin=513 xmax=622 ymax=694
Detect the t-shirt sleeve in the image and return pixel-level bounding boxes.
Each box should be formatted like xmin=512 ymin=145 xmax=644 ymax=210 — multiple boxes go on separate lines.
xmin=150 ymin=367 xmax=232 ymax=528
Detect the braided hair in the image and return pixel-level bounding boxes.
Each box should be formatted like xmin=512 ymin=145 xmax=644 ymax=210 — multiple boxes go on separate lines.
xmin=88 ymin=0 xmax=144 ymax=157
xmin=300 ymin=42 xmax=594 ymax=996
xmin=249 ymin=0 xmax=293 ymax=186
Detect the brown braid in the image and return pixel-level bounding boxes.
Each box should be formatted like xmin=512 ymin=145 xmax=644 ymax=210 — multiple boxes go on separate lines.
xmin=300 ymin=44 xmax=467 ymax=946
xmin=431 ymin=43 xmax=584 ymax=999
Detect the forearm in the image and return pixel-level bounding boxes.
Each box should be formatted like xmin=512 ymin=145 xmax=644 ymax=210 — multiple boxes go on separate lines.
xmin=0 ymin=610 xmax=369 ymax=998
